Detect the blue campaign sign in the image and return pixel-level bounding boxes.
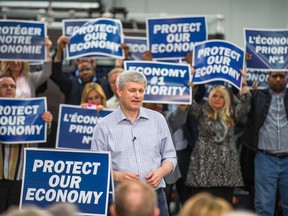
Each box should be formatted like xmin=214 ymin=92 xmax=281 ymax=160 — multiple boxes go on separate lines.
xmin=0 ymin=20 xmax=46 ymax=61
xmin=246 ymin=69 xmax=269 ymax=89
xmin=124 ymin=61 xmax=191 ymax=104
xmin=56 ymin=105 xmax=112 ymax=150
xmin=147 ymin=16 xmax=207 ymax=59
xmin=193 ymin=40 xmax=244 ymax=90
xmin=0 ymin=97 xmax=47 ymax=144
xmin=20 ymin=148 xmax=111 ymax=216
xmin=65 ymin=18 xmax=124 ymax=59
xmin=244 ymin=29 xmax=288 ymax=71
xmin=124 ymin=36 xmax=147 ymax=60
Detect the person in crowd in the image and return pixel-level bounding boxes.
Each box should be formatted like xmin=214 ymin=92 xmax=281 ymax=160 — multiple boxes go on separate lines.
xmin=110 ymin=180 xmax=160 ymax=216
xmin=80 ymin=82 xmax=107 ymax=112
xmin=2 ymin=206 xmax=53 ymax=216
xmin=51 ymin=35 xmax=112 ymax=105
xmin=91 ymin=70 xmax=177 ymax=216
xmin=47 ymin=203 xmax=79 ymax=216
xmin=178 ymin=192 xmax=232 ymax=216
xmin=0 ymin=74 xmax=53 ymax=214
xmin=1 ymin=37 xmax=52 ymax=98
xmin=164 ymin=84 xmax=206 ymax=208
xmin=241 ymin=71 xmax=288 ymax=216
xmin=106 ymin=68 xmax=124 ymax=109
xmin=108 ymin=44 xmax=131 ymax=109
xmin=185 ymin=71 xmax=251 ymax=204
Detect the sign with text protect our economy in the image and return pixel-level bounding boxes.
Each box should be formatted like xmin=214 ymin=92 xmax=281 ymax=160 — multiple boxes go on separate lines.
xmin=0 ymin=20 xmax=46 ymax=61
xmin=124 ymin=61 xmax=191 ymax=104
xmin=244 ymin=28 xmax=288 ymax=71
xmin=193 ymin=40 xmax=244 ymax=90
xmin=0 ymin=97 xmax=47 ymax=144
xmin=147 ymin=16 xmax=207 ymax=59
xmin=56 ymin=104 xmax=112 ymax=150
xmin=20 ymin=148 xmax=111 ymax=216
xmin=65 ymin=18 xmax=124 ymax=59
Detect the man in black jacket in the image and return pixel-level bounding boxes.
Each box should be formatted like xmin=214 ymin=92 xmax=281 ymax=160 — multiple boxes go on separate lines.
xmin=242 ymin=71 xmax=288 ymax=216
xmin=51 ymin=35 xmax=112 ymax=105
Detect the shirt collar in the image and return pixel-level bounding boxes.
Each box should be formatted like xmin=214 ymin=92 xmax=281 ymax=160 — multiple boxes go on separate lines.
xmin=269 ymin=88 xmax=286 ymax=96
xmin=115 ymin=106 xmax=149 ymax=123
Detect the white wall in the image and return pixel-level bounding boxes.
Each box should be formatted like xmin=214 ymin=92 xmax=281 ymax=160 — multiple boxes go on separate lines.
xmin=103 ymin=0 xmax=288 ymax=47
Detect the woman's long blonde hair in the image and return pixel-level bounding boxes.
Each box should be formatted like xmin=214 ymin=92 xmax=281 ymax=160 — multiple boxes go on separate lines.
xmin=1 ymin=61 xmax=30 ymax=77
xmin=81 ymin=82 xmax=107 ymax=107
xmin=178 ymin=193 xmax=232 ymax=216
xmin=207 ymin=85 xmax=234 ymax=128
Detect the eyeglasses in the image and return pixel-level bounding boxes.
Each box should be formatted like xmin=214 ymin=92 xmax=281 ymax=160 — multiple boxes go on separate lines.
xmin=0 ymin=84 xmax=16 ymax=89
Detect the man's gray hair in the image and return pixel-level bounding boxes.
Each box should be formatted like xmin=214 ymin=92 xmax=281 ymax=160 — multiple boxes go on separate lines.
xmin=116 ymin=70 xmax=147 ymax=89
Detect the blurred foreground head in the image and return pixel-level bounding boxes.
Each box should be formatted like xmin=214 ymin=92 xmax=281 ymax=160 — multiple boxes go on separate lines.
xmin=110 ymin=180 xmax=159 ymax=216
xmin=178 ymin=192 xmax=232 ymax=216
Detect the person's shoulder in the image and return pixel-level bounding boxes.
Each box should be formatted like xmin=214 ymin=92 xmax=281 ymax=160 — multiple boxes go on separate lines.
xmin=250 ymin=87 xmax=267 ymax=95
xmin=99 ymin=110 xmax=117 ymax=123
xmin=141 ymin=107 xmax=165 ymax=119
xmin=94 ymin=111 xmax=116 ymax=133
xmin=107 ymin=95 xmax=118 ymax=105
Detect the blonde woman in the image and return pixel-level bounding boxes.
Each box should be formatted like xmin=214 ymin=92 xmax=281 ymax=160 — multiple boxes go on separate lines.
xmin=80 ymin=82 xmax=107 ymax=112
xmin=1 ymin=37 xmax=52 ymax=98
xmin=178 ymin=192 xmax=232 ymax=216
xmin=185 ymin=72 xmax=251 ymax=203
